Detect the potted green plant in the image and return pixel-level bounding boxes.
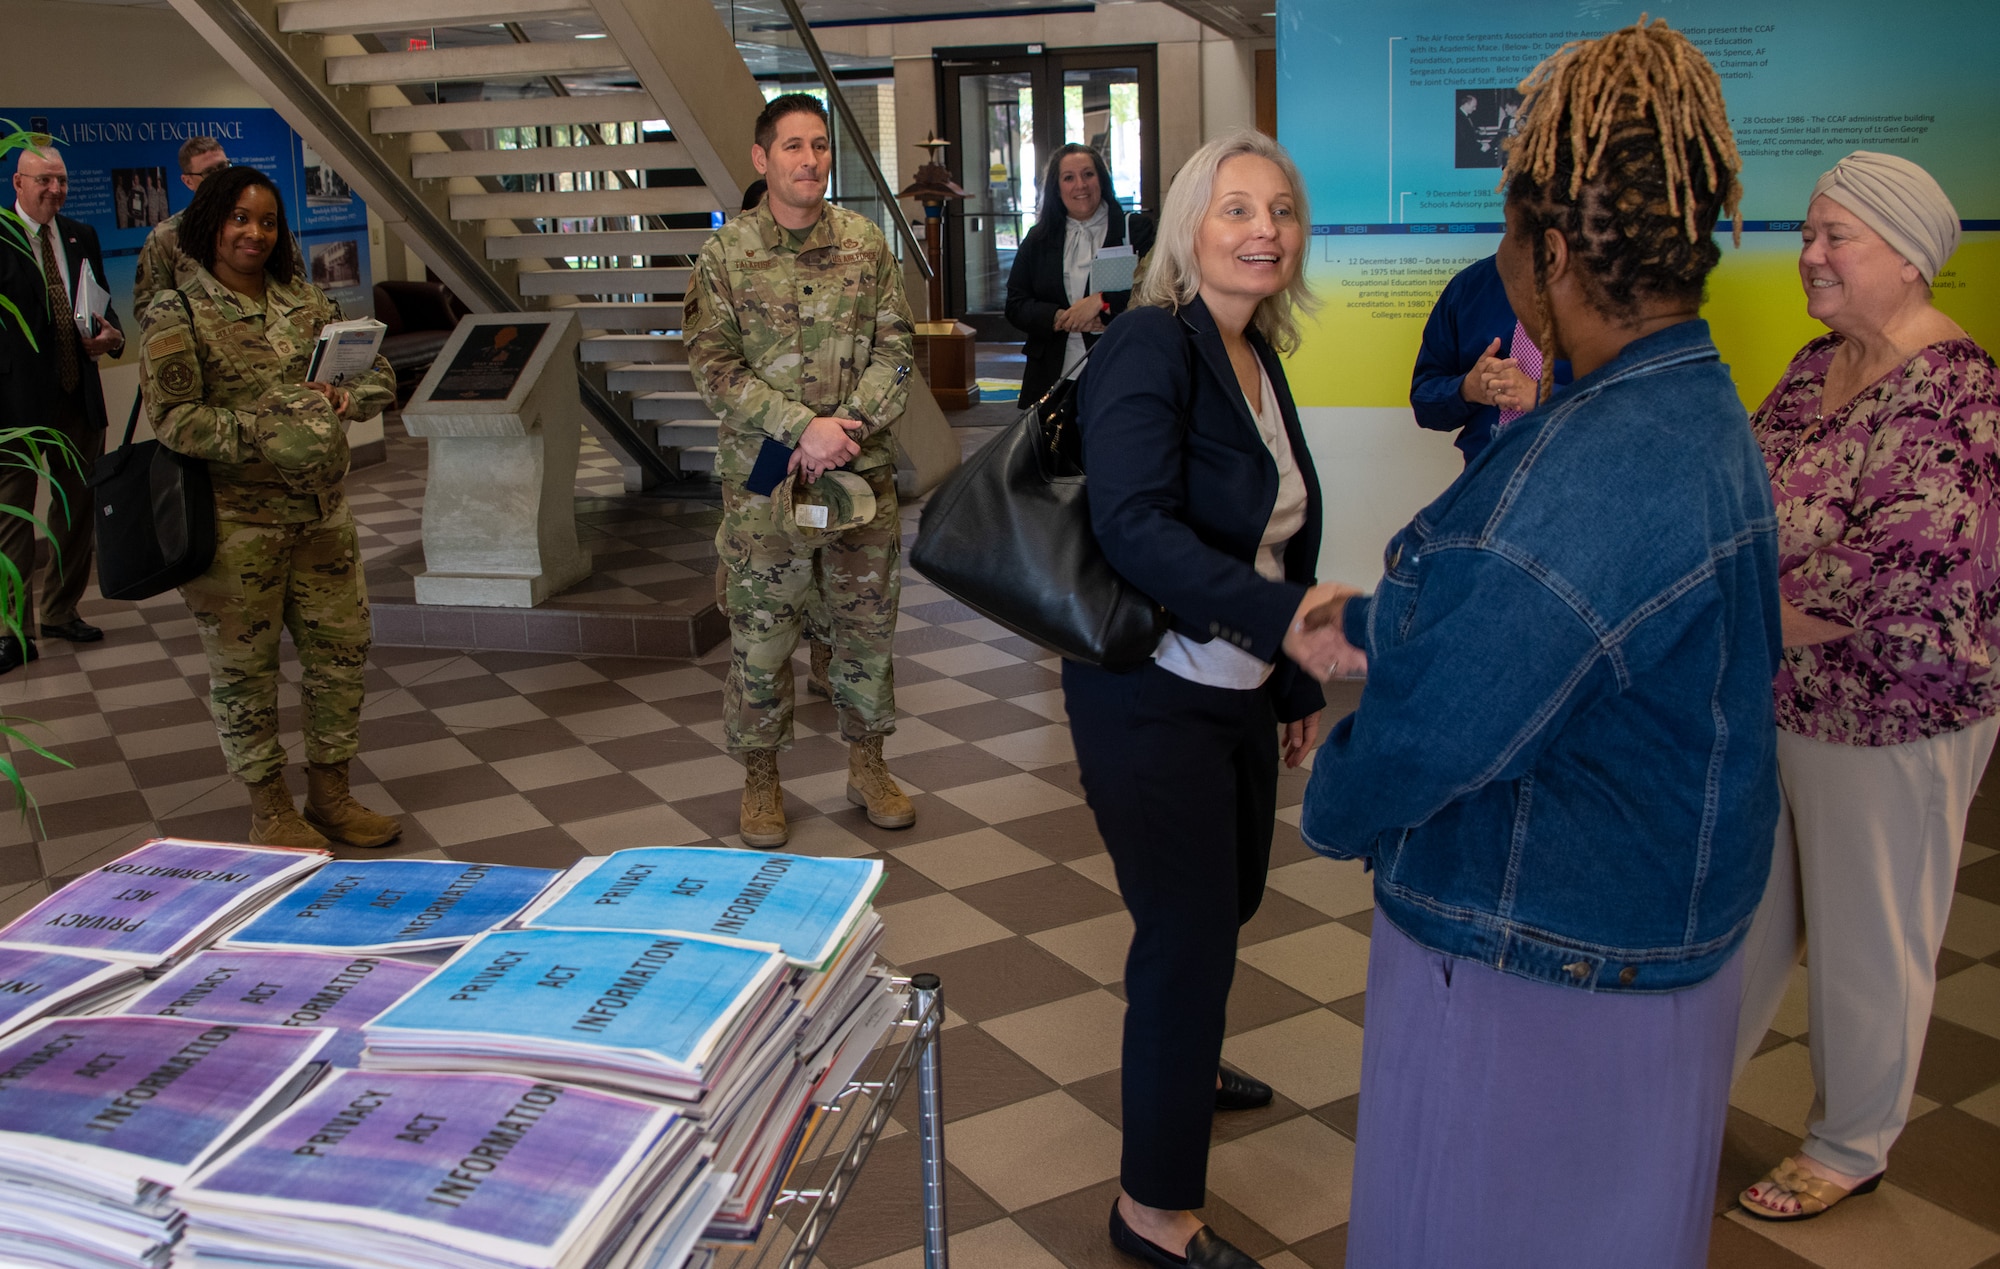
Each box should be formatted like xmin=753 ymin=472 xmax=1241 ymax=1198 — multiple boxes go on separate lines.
xmin=0 ymin=120 xmax=81 ymax=816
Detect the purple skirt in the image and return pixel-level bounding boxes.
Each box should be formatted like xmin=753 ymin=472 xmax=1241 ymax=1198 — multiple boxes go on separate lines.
xmin=1346 ymin=917 xmax=1741 ymax=1269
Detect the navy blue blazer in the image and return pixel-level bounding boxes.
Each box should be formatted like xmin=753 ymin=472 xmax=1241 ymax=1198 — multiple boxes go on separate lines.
xmin=1004 ymin=204 xmax=1155 ymax=406
xmin=1409 ymin=253 xmax=1569 ymax=464
xmin=1078 ymin=295 xmax=1325 ymax=723
xmin=0 ymin=212 xmax=120 ymax=435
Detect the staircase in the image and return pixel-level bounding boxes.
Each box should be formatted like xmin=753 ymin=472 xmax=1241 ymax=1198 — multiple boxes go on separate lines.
xmin=166 ymin=0 xmax=772 ymax=491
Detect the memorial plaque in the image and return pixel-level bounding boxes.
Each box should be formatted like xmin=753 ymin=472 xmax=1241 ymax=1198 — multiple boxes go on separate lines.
xmin=430 ymin=322 xmax=548 ymax=401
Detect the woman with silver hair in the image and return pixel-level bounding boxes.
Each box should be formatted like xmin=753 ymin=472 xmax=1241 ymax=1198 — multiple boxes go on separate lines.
xmin=1736 ymin=151 xmax=2000 ymax=1221
xmin=1065 ymin=129 xmax=1342 ymax=1269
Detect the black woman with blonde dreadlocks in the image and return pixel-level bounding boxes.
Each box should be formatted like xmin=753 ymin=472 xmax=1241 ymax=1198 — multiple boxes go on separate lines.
xmin=1292 ymin=19 xmax=1781 ymax=1265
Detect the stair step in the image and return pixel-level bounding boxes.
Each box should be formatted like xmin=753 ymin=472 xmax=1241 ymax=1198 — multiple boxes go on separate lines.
xmin=518 ymin=266 xmax=690 ymax=297
xmin=657 ymin=421 xmax=720 ymax=449
xmin=606 ymin=364 xmax=695 ymax=392
xmin=634 ymin=392 xmax=713 ymax=422
xmin=559 ymin=301 xmax=684 ymax=330
xmin=280 ymin=0 xmax=585 ymax=36
xmin=371 ymin=90 xmax=657 ymax=136
xmin=327 ymin=42 xmax=627 ymax=87
xmin=451 ymin=188 xmax=718 ymax=221
xmin=581 ymin=333 xmax=685 ymax=361
xmin=672 ymin=445 xmax=717 ymax=473
xmin=411 ymin=142 xmax=686 ymax=180
xmin=486 ymin=228 xmax=710 ymax=260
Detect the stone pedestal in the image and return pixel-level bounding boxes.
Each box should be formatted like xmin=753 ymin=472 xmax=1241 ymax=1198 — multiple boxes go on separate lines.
xmin=400 ymin=312 xmax=590 ymax=608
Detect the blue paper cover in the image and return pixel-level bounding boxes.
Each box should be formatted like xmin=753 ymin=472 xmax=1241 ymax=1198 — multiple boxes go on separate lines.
xmin=366 ymin=928 xmax=785 ymax=1072
xmin=519 ymin=848 xmax=882 ymax=968
xmin=185 ymin=1069 xmax=675 ymax=1255
xmin=0 ymin=1015 xmax=329 ymax=1183
xmin=0 ymin=840 xmax=328 ymax=965
xmin=123 ymin=950 xmax=435 ymax=1066
xmin=220 ymin=860 xmax=558 ymax=952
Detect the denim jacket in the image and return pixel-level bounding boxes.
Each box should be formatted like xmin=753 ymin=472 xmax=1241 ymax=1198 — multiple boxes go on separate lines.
xmin=1301 ymin=320 xmax=1781 ymax=993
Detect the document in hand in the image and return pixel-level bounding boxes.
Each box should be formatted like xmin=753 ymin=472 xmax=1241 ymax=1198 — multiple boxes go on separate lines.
xmin=0 ymin=839 xmax=329 ymax=968
xmin=72 ymin=263 xmax=110 ymax=339
xmin=219 ymin=859 xmax=559 ymax=954
xmin=122 ymin=949 xmax=436 ymax=1066
xmin=304 ymin=317 xmax=388 ymax=385
xmin=1088 ymin=244 xmax=1137 ymax=294
xmin=178 ymin=1069 xmax=710 ymax=1269
xmin=518 ymin=848 xmax=884 ymax=969
xmin=0 ymin=946 xmax=143 ymax=1041
xmin=362 ymin=928 xmax=790 ymax=1102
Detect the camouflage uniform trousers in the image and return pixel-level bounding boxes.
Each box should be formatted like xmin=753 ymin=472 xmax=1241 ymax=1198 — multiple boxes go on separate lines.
xmin=719 ymin=465 xmax=900 ymax=753
xmin=180 ymin=506 xmax=371 ymax=784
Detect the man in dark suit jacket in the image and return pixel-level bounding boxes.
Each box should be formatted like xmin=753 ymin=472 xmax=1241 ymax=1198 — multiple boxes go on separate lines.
xmin=1 ymin=144 xmax=122 ymax=672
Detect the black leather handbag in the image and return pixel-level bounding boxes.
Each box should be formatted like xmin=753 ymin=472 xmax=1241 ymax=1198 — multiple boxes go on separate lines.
xmin=911 ymin=366 xmax=1164 ymax=670
xmin=88 ymin=393 xmax=215 ymax=601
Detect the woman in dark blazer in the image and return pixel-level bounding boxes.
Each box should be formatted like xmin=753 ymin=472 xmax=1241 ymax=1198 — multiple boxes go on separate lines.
xmin=1066 ymin=130 xmax=1344 ymax=1269
xmin=1004 ymin=143 xmax=1155 ymax=405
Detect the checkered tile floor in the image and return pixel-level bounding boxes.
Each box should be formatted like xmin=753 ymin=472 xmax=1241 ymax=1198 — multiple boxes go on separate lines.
xmin=5 ymin=425 xmax=2000 ymax=1268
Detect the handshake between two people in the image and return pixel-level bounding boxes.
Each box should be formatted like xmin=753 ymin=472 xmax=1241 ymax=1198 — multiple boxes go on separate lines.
xmin=1283 ymin=582 xmax=1368 ymax=684
xmin=789 ymin=415 xmax=869 ymax=483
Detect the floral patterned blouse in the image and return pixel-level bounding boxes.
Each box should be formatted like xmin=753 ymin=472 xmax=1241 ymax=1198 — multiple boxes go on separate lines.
xmin=1753 ymin=333 xmax=2000 ymax=746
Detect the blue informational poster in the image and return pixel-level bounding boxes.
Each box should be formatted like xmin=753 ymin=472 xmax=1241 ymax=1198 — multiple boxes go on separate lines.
xmin=520 ymin=848 xmax=884 ymax=969
xmin=0 ymin=107 xmax=373 ymax=319
xmin=220 ymin=860 xmax=559 ymax=954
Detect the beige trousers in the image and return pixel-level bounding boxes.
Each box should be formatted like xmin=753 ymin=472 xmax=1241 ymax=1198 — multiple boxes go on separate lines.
xmin=1734 ymin=717 xmax=1999 ymax=1177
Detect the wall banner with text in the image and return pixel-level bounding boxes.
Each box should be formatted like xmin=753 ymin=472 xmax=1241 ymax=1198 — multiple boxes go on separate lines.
xmin=1278 ymin=0 xmax=1998 ymax=411
xmin=1 ymin=107 xmax=372 ymax=321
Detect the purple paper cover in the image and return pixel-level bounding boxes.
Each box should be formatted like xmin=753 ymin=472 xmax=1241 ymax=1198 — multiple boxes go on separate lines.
xmin=0 ymin=1015 xmax=327 ymax=1170
xmin=192 ymin=1070 xmax=669 ymax=1249
xmin=125 ymin=951 xmax=434 ymax=1066
xmin=0 ymin=947 xmax=125 ymax=1033
xmin=0 ymin=840 xmax=326 ymax=962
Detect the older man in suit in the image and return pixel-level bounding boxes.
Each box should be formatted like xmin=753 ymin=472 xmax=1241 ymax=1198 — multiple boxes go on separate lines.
xmin=0 ymin=144 xmax=122 ymax=672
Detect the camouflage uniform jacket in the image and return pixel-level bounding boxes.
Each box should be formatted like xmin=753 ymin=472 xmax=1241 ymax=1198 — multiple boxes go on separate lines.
xmin=132 ymin=212 xmax=193 ymax=312
xmin=138 ymin=268 xmax=395 ymax=524
xmin=685 ymin=200 xmax=915 ymax=484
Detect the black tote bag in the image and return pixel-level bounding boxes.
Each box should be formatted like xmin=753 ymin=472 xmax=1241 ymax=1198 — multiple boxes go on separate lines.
xmin=88 ymin=393 xmax=215 ymax=602
xmin=911 ymin=368 xmax=1164 ymax=670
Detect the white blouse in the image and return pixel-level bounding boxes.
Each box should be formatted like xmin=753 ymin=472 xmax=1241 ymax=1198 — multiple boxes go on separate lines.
xmin=1153 ymin=358 xmax=1309 ymax=689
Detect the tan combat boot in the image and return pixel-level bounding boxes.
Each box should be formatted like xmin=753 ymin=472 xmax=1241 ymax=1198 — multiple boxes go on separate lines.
xmin=847 ymin=735 xmax=915 ymax=829
xmin=740 ymin=750 xmax=789 ymax=849
xmin=806 ymin=639 xmax=833 ymax=700
xmin=248 ymin=773 xmax=332 ymax=850
xmin=304 ymin=761 xmax=403 ymax=848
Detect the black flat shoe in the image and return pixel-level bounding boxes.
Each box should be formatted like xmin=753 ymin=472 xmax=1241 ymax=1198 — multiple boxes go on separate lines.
xmin=40 ymin=619 xmax=102 ymax=643
xmin=0 ymin=636 xmax=37 ymax=675
xmin=1215 ymin=1067 xmax=1273 ymax=1112
xmin=1109 ymin=1202 xmax=1262 ymax=1268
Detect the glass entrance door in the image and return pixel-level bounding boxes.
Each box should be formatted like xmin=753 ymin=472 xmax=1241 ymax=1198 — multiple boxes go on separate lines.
xmin=938 ymin=46 xmax=1158 ymax=323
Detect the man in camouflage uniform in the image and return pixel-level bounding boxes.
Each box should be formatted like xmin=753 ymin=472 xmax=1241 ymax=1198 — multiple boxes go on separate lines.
xmin=685 ymin=93 xmax=916 ymax=849
xmin=139 ymin=164 xmax=401 ymax=851
xmin=131 ymin=136 xmax=230 ymax=310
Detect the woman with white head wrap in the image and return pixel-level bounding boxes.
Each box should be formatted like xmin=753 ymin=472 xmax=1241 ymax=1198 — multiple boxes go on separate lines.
xmin=1735 ymin=152 xmax=2000 ymax=1221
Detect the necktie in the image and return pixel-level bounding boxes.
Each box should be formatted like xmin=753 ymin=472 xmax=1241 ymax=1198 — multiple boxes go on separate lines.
xmin=37 ymin=222 xmax=81 ymax=394
xmin=1496 ymin=318 xmax=1543 ymax=428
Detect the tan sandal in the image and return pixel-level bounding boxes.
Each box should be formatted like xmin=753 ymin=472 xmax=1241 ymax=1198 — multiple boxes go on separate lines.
xmin=1739 ymin=1156 xmax=1884 ymax=1221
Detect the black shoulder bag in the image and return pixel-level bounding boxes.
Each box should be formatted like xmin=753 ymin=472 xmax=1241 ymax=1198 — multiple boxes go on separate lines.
xmin=88 ymin=293 xmax=215 ymax=600
xmin=910 ymin=360 xmax=1165 ymax=670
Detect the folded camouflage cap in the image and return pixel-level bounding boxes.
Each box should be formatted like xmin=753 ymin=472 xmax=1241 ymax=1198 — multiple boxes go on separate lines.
xmin=251 ymin=382 xmax=351 ymax=495
xmin=775 ymin=469 xmax=876 ymax=546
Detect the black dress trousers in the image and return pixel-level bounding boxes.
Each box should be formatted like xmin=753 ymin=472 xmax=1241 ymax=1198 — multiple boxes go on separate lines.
xmin=1062 ymin=657 xmax=1279 ymax=1210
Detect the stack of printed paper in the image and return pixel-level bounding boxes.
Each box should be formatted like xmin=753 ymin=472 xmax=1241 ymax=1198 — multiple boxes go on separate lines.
xmin=360 ymin=928 xmax=794 ymax=1105
xmin=119 ymin=950 xmax=436 ymax=1067
xmin=176 ymin=1069 xmax=723 ymax=1269
xmin=0 ymin=947 xmax=146 ymax=1041
xmin=218 ymin=860 xmax=558 ymax=955
xmin=0 ymin=1015 xmax=330 ymax=1269
xmin=0 ymin=840 xmax=328 ymax=972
